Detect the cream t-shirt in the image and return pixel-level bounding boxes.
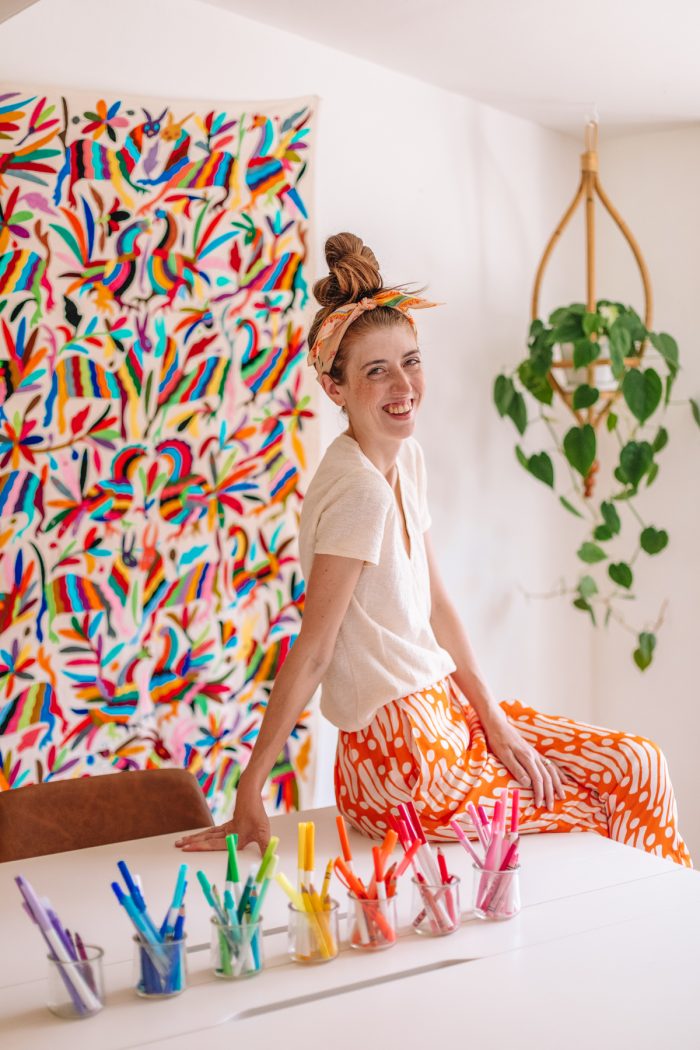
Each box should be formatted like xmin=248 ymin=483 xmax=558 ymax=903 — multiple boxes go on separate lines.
xmin=298 ymin=433 xmax=456 ymax=731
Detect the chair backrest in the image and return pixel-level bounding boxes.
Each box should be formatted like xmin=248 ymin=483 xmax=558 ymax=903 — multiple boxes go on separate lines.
xmin=0 ymin=768 xmax=214 ymax=862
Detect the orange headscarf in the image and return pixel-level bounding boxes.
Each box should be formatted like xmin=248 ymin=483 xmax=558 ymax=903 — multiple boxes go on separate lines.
xmin=307 ymin=289 xmax=440 ymax=378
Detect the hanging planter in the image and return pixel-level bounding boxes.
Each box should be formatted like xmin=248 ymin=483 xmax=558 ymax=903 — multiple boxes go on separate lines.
xmin=494 ymin=123 xmax=700 ymax=670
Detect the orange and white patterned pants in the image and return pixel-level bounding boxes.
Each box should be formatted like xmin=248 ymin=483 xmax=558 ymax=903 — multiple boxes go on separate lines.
xmin=334 ymin=677 xmax=692 ymax=867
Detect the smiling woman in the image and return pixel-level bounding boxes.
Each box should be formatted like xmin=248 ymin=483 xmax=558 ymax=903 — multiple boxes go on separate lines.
xmin=176 ymin=232 xmax=691 ymax=869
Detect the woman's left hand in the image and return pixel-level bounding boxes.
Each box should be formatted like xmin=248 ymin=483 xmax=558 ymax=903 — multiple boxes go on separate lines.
xmin=480 ymin=710 xmax=568 ymax=811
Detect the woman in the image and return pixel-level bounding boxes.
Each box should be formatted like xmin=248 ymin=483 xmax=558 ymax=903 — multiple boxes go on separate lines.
xmin=177 ymin=232 xmax=691 ymax=867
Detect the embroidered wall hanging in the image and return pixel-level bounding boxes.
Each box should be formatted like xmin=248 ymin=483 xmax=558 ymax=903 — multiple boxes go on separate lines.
xmin=0 ymin=85 xmax=317 ymax=816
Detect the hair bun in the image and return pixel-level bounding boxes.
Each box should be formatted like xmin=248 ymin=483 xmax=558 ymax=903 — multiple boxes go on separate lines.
xmin=313 ymin=232 xmax=383 ymax=307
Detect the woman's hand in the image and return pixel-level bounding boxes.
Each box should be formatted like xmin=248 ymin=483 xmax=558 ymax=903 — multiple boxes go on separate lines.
xmin=174 ymin=779 xmax=270 ymax=855
xmin=481 ymin=710 xmax=569 ymax=811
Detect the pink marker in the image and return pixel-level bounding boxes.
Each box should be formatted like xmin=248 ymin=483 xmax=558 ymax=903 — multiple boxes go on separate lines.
xmin=449 ymin=819 xmax=484 ymax=868
xmin=468 ymin=803 xmax=490 ymax=850
xmin=478 ymin=839 xmax=519 ymax=913
xmin=510 ymin=788 xmax=520 ymax=834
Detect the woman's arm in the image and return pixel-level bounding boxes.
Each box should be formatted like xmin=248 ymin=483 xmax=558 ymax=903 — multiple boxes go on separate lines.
xmin=424 ymin=530 xmax=565 ymax=810
xmin=175 ymin=552 xmax=364 ymax=853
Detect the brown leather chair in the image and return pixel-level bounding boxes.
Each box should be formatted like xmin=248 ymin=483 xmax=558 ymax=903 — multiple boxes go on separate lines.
xmin=0 ymin=768 xmax=214 ymax=862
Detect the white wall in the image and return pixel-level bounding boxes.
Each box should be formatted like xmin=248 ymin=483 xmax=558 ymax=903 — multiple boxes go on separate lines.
xmin=594 ymin=128 xmax=700 ymax=861
xmin=2 ymin=0 xmax=593 ymax=808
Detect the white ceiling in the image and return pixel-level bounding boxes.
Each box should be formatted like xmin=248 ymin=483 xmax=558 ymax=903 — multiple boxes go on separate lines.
xmin=202 ymin=0 xmax=700 ymax=137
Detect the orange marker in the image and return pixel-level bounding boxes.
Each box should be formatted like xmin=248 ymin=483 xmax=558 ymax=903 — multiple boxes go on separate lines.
xmin=336 ymin=815 xmax=353 ymax=864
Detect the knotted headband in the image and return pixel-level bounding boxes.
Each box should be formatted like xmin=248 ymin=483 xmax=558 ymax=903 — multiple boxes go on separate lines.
xmin=307 ymin=288 xmax=440 ymax=378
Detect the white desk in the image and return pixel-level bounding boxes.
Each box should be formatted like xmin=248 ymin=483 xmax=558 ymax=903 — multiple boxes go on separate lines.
xmin=1 ymin=806 xmax=695 ymax=1049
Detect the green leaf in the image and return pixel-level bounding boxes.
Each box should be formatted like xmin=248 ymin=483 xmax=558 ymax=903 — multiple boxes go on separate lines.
xmin=518 ymin=360 xmax=553 ymax=405
xmin=608 ymin=320 xmax=631 ymax=379
xmin=572 ymin=338 xmax=598 ymax=369
xmin=494 ymin=374 xmax=515 ymax=416
xmin=622 ymin=368 xmax=662 ymax=424
xmin=572 ymin=383 xmax=599 ymax=410
xmin=640 ymin=526 xmax=669 ymax=555
xmin=665 ymin=372 xmax=675 ymax=407
xmin=617 ymin=307 xmax=647 ymax=343
xmin=559 ymin=495 xmax=584 ymax=518
xmin=691 ymin=399 xmax=700 ymax=428
xmin=652 ymin=426 xmax=668 ymax=454
xmin=515 ymin=445 xmax=528 ymax=470
xmin=552 ymin=315 xmax=585 ymax=343
xmin=573 ymin=596 xmax=596 ymax=625
xmin=618 ymin=441 xmax=653 ymax=488
xmin=608 ymin=562 xmax=633 ymax=589
xmin=525 ymin=451 xmax=554 ymax=487
xmin=563 ymin=424 xmax=596 ymax=477
xmin=633 ymin=631 xmax=656 ymax=671
xmin=549 ymin=303 xmax=586 ymax=323
xmin=594 ymin=525 xmax=613 ymax=541
xmin=583 ymin=311 xmax=603 ymax=337
xmin=507 ymin=391 xmax=527 ymax=435
xmin=577 ymin=542 xmax=607 ymax=564
xmin=646 ymin=462 xmax=660 ymax=487
xmin=650 ymin=332 xmax=679 ymax=377
xmin=578 ymin=575 xmax=598 ymax=599
xmin=606 ymin=411 xmax=618 ymax=432
xmin=529 ymin=340 xmax=554 ymax=377
xmin=600 ymin=501 xmax=621 ymax=535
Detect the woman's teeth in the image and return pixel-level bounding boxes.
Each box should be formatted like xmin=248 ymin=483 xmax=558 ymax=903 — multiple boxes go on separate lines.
xmin=385 ymin=401 xmax=412 ymax=415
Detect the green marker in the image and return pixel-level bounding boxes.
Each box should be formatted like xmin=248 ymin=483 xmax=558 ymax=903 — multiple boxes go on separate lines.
xmin=225 ymin=833 xmax=240 ymax=904
xmin=255 ymin=835 xmax=279 ymax=885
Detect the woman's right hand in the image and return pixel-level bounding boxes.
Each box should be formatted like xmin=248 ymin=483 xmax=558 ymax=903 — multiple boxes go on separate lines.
xmin=174 ymin=779 xmax=270 ymax=855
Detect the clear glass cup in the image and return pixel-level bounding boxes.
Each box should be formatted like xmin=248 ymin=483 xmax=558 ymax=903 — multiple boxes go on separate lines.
xmin=133 ymin=934 xmax=187 ymax=998
xmin=410 ymin=876 xmax=461 ymax=936
xmin=46 ymin=944 xmax=104 ymax=1019
xmin=211 ymin=916 xmax=264 ymax=978
xmin=347 ymin=891 xmax=398 ymax=950
xmin=287 ymin=899 xmax=339 ymax=964
xmin=472 ymin=863 xmax=521 ymax=920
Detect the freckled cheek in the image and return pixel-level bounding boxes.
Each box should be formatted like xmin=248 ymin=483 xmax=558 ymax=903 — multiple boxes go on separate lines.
xmin=353 ymin=379 xmax=382 ymax=408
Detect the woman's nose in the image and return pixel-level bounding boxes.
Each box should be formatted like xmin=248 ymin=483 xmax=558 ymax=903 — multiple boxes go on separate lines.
xmin=389 ymin=368 xmax=412 ymax=393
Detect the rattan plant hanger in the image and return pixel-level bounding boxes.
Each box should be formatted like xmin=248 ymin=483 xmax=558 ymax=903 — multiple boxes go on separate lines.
xmin=531 ymin=121 xmax=653 ymax=439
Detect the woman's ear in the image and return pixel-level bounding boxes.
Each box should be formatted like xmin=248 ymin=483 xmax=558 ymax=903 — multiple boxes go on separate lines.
xmin=320 ymin=373 xmax=345 ymax=408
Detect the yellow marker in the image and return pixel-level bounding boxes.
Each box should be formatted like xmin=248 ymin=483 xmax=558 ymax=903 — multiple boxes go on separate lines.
xmin=304 ymin=821 xmax=315 ymax=882
xmin=302 ymin=887 xmax=330 ymax=959
xmin=297 ymin=822 xmax=307 ymax=891
xmin=275 ymin=872 xmax=303 ymax=911
xmin=310 ymin=887 xmax=336 ymax=957
xmin=321 ymin=859 xmax=333 ymax=902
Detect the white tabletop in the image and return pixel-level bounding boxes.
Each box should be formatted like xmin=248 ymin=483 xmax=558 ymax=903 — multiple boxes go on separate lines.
xmin=1 ymin=805 xmax=694 ymax=1048
xmin=147 ymin=876 xmax=700 ymax=1050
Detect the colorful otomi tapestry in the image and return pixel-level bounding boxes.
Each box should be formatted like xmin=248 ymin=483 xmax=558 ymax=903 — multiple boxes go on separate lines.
xmin=0 ymin=86 xmax=318 ymax=817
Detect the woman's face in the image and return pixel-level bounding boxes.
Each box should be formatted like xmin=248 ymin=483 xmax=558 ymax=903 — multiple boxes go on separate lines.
xmin=321 ymin=324 xmax=425 ymax=444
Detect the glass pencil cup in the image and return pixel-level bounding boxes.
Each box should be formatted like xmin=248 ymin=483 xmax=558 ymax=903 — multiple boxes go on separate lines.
xmin=472 ymin=863 xmax=521 ymax=920
xmin=347 ymin=891 xmax=398 ymax=951
xmin=46 ymin=944 xmax=104 ymax=1019
xmin=211 ymin=916 xmax=264 ymax=979
xmin=287 ymin=899 xmax=339 ymax=964
xmin=133 ymin=934 xmax=187 ymax=998
xmin=411 ymin=876 xmax=461 ymax=936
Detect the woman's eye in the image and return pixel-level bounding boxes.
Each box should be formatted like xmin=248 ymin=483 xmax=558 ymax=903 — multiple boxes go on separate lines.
xmin=405 ymin=357 xmax=421 ymax=367
xmin=368 ymin=367 xmax=385 ymax=377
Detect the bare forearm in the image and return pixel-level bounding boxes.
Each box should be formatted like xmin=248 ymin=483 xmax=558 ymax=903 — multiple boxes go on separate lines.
xmin=241 ymin=635 xmax=329 ymax=791
xmin=430 ymin=596 xmax=505 ymax=725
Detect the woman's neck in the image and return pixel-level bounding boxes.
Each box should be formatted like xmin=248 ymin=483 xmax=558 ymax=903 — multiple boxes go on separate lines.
xmin=345 ymin=424 xmax=402 ymax=480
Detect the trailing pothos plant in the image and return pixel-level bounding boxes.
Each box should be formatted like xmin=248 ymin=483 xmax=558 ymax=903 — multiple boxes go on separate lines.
xmin=494 ymin=299 xmax=700 ymax=671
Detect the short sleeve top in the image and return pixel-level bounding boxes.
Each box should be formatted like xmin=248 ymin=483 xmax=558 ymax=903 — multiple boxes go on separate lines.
xmin=298 ymin=434 xmax=455 ymax=730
